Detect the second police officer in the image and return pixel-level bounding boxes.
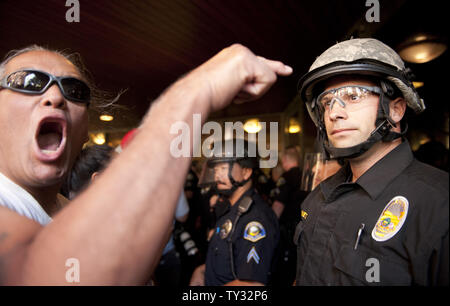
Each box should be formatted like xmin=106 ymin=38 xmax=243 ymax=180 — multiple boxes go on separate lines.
xmin=190 ymin=139 xmax=279 ymax=286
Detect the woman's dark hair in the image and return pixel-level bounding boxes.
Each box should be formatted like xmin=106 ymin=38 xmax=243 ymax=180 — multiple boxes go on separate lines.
xmin=61 ymin=144 xmax=114 ymax=199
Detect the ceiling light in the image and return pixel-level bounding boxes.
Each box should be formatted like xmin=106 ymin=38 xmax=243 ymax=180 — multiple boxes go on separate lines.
xmin=397 ymin=34 xmax=447 ymax=64
xmin=243 ymin=118 xmax=262 ymax=134
xmin=100 ymin=114 xmax=114 ymax=122
xmin=91 ymin=132 xmax=106 ymax=145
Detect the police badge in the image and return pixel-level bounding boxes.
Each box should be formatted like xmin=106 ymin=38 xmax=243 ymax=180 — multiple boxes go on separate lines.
xmin=220 ymin=219 xmax=233 ymax=239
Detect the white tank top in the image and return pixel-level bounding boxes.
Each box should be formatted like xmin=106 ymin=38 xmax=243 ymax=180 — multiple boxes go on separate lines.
xmin=0 ymin=172 xmax=52 ymax=225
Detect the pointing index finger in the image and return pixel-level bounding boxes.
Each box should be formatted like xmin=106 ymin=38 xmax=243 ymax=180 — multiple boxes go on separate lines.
xmin=257 ymin=56 xmax=293 ymax=76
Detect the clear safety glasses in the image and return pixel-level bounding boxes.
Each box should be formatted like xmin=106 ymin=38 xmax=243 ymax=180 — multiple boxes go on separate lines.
xmin=316 ymin=85 xmax=382 ymax=113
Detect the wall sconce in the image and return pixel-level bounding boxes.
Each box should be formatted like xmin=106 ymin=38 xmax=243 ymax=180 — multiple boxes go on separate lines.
xmin=244 ymin=118 xmax=262 ymax=133
xmin=397 ymin=34 xmax=447 ymax=64
xmin=91 ymin=132 xmax=106 ymax=145
xmin=288 ymin=118 xmax=301 ymax=134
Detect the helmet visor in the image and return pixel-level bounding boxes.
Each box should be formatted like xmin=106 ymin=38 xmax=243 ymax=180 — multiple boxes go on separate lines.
xmin=198 ymin=159 xmax=234 ymax=188
xmin=300 ymin=153 xmax=342 ymax=191
xmin=197 ymin=161 xmax=216 ymax=188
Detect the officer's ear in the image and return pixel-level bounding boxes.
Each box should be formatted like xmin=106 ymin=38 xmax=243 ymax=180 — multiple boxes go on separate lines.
xmin=389 ymin=97 xmax=407 ymax=130
xmin=242 ymin=167 xmax=253 ymax=181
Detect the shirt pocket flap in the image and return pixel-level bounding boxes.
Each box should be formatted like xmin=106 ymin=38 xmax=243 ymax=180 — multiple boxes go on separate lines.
xmin=334 ymin=244 xmax=369 ymax=282
xmin=334 ymin=244 xmax=412 ymax=285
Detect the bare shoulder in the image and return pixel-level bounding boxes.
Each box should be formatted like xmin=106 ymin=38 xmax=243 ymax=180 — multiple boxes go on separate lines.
xmin=0 ymin=205 xmax=41 ymax=249
xmin=0 ymin=205 xmax=41 ymax=284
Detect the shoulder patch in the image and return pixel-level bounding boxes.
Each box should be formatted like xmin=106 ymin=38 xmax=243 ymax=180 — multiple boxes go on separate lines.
xmin=372 ymin=196 xmax=409 ymax=242
xmin=244 ymin=221 xmax=266 ymax=242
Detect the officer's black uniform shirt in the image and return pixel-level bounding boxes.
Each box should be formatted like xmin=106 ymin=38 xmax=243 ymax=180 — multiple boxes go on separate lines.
xmin=295 ymin=140 xmax=449 ymax=285
xmin=205 ymin=187 xmax=279 ymax=285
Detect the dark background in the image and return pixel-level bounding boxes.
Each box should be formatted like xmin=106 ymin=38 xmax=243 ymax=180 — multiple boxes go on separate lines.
xmin=0 ymin=0 xmax=448 ymax=152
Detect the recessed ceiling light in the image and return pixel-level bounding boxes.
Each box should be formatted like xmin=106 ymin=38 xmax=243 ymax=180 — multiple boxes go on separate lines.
xmin=100 ymin=114 xmax=114 ymax=122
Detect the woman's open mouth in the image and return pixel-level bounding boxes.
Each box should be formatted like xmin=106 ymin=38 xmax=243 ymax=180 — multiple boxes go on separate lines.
xmin=34 ymin=117 xmax=67 ymax=162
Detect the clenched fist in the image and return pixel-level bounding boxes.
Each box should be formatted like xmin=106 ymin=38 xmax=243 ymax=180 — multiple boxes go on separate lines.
xmin=187 ymin=44 xmax=293 ymax=113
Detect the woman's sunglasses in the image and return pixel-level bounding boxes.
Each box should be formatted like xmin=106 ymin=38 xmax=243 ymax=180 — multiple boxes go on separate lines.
xmin=0 ymin=69 xmax=91 ymax=105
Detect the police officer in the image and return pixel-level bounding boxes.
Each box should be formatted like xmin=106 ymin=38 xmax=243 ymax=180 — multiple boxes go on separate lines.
xmin=295 ymin=38 xmax=449 ymax=285
xmin=271 ymin=146 xmax=303 ymax=220
xmin=271 ymin=146 xmax=307 ymax=286
xmin=190 ymin=139 xmax=279 ymax=286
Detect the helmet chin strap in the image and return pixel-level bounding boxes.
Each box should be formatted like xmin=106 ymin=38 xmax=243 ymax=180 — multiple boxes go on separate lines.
xmin=324 ymin=119 xmax=396 ymax=160
xmin=320 ymin=83 xmax=407 ymax=160
xmin=216 ymin=186 xmax=237 ymax=197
